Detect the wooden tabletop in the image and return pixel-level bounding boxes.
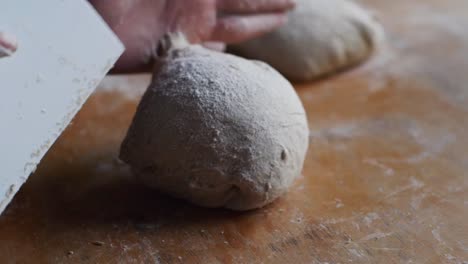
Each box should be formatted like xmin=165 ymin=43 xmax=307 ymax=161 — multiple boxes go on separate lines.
xmin=1 ymin=0 xmax=467 ymax=263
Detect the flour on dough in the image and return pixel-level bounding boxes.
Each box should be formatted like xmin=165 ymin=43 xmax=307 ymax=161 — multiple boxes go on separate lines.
xmin=120 ymin=37 xmax=309 ymax=211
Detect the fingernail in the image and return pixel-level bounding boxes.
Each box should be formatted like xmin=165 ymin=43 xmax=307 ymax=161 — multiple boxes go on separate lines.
xmin=0 ymin=32 xmax=18 ymax=58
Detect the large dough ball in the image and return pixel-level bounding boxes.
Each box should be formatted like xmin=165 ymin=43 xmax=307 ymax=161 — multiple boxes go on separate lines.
xmin=120 ymin=42 xmax=309 ymax=211
xmin=228 ymin=0 xmax=383 ymax=82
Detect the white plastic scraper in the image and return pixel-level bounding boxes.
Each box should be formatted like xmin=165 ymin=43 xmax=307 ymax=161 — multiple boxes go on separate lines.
xmin=0 ymin=0 xmax=124 ymax=214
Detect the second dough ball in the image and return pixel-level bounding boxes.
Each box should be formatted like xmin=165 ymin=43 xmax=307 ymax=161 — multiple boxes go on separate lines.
xmin=228 ymin=0 xmax=383 ymax=82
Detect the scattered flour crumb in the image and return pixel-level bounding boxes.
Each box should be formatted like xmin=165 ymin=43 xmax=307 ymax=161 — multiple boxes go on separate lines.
xmin=335 ymin=198 xmax=344 ymax=208
xmin=360 ymin=232 xmax=393 ymax=241
xmin=363 ymin=212 xmax=380 ymax=226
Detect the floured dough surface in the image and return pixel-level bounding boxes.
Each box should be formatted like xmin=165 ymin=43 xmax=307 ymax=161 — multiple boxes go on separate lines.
xmin=228 ymin=0 xmax=383 ymax=82
xmin=120 ymin=45 xmax=309 ymax=211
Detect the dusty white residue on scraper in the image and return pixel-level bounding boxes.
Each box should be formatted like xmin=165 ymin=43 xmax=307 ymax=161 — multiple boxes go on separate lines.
xmin=35 ymin=74 xmax=44 ymax=83
xmin=0 ymin=185 xmax=15 ymax=210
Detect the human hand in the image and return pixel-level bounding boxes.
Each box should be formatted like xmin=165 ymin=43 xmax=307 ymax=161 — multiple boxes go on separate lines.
xmin=89 ymin=0 xmax=295 ymax=72
xmin=0 ymin=32 xmax=17 ymax=58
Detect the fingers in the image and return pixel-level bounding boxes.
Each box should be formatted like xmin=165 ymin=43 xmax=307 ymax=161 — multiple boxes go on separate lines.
xmin=213 ymin=0 xmax=294 ymax=44
xmin=164 ymin=0 xmax=216 ymax=41
xmin=202 ymin=41 xmax=226 ymax=52
xmin=0 ymin=32 xmax=18 ymax=58
xmin=211 ymin=13 xmax=287 ymax=44
xmin=217 ymin=0 xmax=295 ymax=14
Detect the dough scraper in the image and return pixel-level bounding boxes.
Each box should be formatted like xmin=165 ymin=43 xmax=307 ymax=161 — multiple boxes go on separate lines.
xmin=0 ymin=0 xmax=124 ymax=214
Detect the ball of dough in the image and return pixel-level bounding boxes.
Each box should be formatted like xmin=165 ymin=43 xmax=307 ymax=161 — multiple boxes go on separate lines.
xmin=228 ymin=0 xmax=383 ymax=82
xmin=120 ymin=41 xmax=309 ymax=211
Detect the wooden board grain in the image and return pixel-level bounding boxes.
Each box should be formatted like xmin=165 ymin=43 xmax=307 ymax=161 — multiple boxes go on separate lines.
xmin=1 ymin=0 xmax=467 ymax=263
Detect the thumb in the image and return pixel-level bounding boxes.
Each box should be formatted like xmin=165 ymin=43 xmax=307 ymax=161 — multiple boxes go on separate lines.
xmin=0 ymin=32 xmax=18 ymax=58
